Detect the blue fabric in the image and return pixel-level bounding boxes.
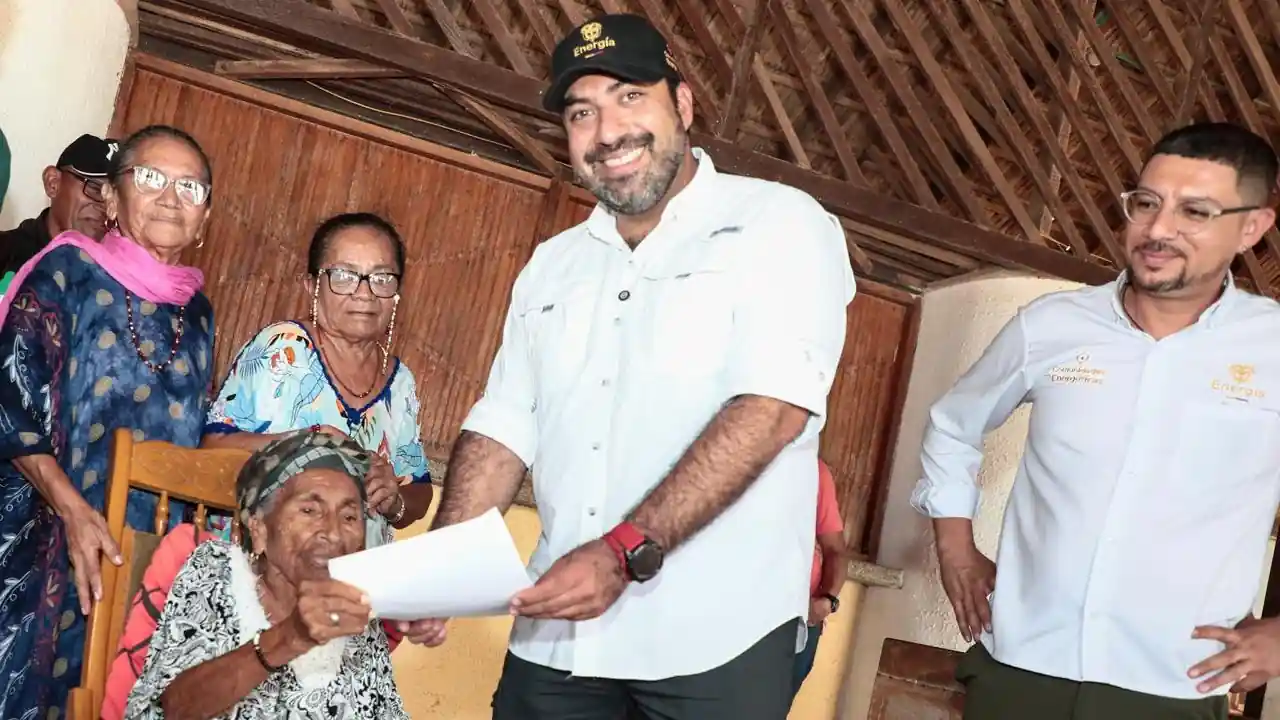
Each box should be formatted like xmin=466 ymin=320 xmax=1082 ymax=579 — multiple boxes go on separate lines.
xmin=791 ymin=623 xmax=823 ymax=700
xmin=0 ymin=246 xmax=213 ymax=718
xmin=205 ymin=320 xmax=431 ymax=547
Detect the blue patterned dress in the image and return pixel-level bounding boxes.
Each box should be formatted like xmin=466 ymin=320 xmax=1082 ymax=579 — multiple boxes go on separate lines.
xmin=0 ymin=246 xmax=214 ymax=718
xmin=205 ymin=321 xmax=430 ymax=548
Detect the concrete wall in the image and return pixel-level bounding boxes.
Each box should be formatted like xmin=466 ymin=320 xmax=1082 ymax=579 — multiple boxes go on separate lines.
xmin=0 ymin=0 xmax=130 ymax=227
xmin=840 ymin=271 xmax=1081 ymax=719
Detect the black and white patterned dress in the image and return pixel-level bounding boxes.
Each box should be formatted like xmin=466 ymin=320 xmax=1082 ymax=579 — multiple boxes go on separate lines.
xmin=124 ymin=541 xmax=409 ymax=719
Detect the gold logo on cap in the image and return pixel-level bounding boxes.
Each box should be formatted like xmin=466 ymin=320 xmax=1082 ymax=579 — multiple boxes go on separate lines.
xmin=573 ymin=21 xmax=616 ymax=58
xmin=664 ymin=48 xmax=678 ymax=71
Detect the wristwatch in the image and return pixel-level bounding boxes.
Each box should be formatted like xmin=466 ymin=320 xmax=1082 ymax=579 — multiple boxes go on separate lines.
xmin=821 ymin=593 xmax=840 ymax=614
xmin=603 ymin=522 xmax=664 ymax=583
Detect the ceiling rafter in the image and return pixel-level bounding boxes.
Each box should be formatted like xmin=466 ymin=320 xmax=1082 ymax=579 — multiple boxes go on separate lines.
xmin=152 ymin=0 xmax=1115 ymax=286
xmin=924 ymin=0 xmax=1100 ymax=261
xmin=835 ymin=0 xmax=990 ymax=227
xmin=879 ymin=0 xmax=1044 ymax=246
xmin=139 ymin=0 xmax=1280 ymax=294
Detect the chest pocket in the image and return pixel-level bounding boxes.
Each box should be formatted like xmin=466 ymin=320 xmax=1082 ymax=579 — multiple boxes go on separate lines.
xmin=518 ymin=282 xmax=596 ymax=394
xmin=1174 ymin=399 xmax=1280 ymax=493
xmin=640 ymin=252 xmax=736 ymax=377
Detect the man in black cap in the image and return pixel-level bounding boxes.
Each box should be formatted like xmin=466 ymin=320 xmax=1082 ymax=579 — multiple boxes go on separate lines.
xmin=408 ymin=12 xmax=856 ymax=720
xmin=0 ymin=133 xmax=117 ymax=279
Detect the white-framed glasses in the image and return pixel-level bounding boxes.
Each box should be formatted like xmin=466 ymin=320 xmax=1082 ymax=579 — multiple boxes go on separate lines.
xmin=125 ymin=165 xmax=211 ymax=206
xmin=1119 ymin=189 xmax=1258 ymax=234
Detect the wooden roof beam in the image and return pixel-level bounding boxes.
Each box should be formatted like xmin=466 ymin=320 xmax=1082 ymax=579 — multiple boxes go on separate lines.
xmin=215 ymin=57 xmax=404 ymax=79
xmin=159 ymin=0 xmax=1116 ymax=286
xmin=715 ymin=0 xmax=766 ymax=139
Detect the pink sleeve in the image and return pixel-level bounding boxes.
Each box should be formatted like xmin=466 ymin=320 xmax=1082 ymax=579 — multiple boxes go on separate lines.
xmin=816 ymin=460 xmax=843 ymax=535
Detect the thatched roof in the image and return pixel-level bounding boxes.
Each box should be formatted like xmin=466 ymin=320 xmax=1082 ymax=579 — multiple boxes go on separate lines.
xmin=139 ymin=0 xmax=1280 ymax=294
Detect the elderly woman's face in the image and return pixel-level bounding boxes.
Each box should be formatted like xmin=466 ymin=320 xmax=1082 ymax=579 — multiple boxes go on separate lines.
xmin=249 ymin=468 xmax=365 ymax=583
xmin=310 ymin=226 xmax=400 ymax=342
xmin=105 ymin=136 xmax=211 ymax=264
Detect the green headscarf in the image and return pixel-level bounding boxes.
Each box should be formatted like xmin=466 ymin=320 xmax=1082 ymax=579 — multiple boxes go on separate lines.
xmin=235 ymin=429 xmax=373 ymax=549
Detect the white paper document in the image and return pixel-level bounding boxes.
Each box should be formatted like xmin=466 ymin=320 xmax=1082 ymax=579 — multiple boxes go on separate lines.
xmin=328 ymin=507 xmax=532 ymax=620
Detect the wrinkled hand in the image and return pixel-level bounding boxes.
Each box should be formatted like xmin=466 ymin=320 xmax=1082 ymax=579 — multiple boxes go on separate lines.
xmin=1188 ymin=615 xmax=1280 ymax=694
xmin=937 ymin=542 xmax=996 ymax=643
xmin=808 ymin=597 xmax=834 ymax=627
xmin=398 ymin=618 xmax=448 ymax=647
xmin=365 ymin=456 xmax=402 ymax=518
xmin=61 ymin=499 xmax=122 ymax=615
xmin=509 ymin=539 xmax=626 ymax=621
xmin=289 ymin=578 xmax=372 ymax=646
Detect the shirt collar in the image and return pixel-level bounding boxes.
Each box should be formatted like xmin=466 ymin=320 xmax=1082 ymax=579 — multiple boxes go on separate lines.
xmin=584 ymin=146 xmax=716 ymax=247
xmin=1110 ymin=269 xmax=1238 ymax=330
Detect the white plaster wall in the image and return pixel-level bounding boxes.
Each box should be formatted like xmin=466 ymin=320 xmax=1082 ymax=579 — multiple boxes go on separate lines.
xmin=0 ymin=0 xmax=130 ymax=227
xmin=840 ymin=271 xmax=1081 ymax=719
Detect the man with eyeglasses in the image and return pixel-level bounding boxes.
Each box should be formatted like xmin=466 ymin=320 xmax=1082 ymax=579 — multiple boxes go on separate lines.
xmin=0 ymin=134 xmax=118 ymax=292
xmin=913 ymin=121 xmax=1280 ymax=720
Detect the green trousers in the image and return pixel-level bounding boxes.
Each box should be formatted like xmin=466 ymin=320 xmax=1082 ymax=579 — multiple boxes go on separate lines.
xmin=956 ymin=644 xmax=1228 ymax=720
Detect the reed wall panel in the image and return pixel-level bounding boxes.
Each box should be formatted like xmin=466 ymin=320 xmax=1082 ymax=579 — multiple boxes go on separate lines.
xmin=115 ymin=60 xmax=915 ymax=555
xmin=118 ymin=67 xmax=547 ymax=461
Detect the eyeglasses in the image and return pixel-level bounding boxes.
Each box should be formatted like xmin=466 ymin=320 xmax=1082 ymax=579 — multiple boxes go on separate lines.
xmin=125 ymin=165 xmax=211 ymax=206
xmin=66 ymin=172 xmax=105 ymax=202
xmin=320 ymin=268 xmax=401 ymax=298
xmin=1119 ymin=189 xmax=1258 ymax=234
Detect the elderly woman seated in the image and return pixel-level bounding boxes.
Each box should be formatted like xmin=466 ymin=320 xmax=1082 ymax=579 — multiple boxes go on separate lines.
xmin=124 ymin=430 xmax=409 ymax=719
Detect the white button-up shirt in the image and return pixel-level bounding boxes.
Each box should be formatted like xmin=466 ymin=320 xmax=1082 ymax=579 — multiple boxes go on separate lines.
xmin=911 ymin=275 xmax=1280 ymax=699
xmin=462 ymin=148 xmax=856 ymax=680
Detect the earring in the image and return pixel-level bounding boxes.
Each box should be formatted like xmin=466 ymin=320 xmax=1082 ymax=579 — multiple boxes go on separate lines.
xmin=381 ymin=294 xmax=399 ymax=375
xmin=310 ymin=278 xmax=320 ymax=327
xmin=196 ymin=236 xmax=204 ymax=249
xmin=106 ymin=217 xmax=119 ymax=232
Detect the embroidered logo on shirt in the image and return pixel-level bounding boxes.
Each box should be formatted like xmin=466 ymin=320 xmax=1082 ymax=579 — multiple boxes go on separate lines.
xmin=1212 ymin=363 xmax=1264 ymax=400
xmin=1048 ymin=353 xmax=1106 ymax=386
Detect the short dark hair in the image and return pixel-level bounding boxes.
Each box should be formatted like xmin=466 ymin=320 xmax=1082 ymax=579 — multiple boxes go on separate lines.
xmin=109 ymin=124 xmax=214 ymax=192
xmin=1148 ymin=122 xmax=1278 ymax=204
xmin=306 ymin=212 xmax=406 ymax=276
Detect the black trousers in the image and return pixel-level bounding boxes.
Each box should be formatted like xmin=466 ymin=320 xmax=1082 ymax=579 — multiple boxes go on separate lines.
xmin=492 ymin=619 xmax=799 ymax=720
xmin=958 ymin=644 xmax=1228 ymax=720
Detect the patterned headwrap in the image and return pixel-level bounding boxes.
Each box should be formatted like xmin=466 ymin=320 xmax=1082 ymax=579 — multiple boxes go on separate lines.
xmin=236 ymin=429 xmax=373 ymax=547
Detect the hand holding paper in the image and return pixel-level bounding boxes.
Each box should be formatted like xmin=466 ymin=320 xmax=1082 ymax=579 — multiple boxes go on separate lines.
xmin=328 ymin=507 xmax=532 ymax=621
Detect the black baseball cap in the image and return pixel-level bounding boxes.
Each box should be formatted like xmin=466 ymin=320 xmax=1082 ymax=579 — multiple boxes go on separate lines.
xmin=55 ymin=134 xmax=118 ymax=178
xmin=543 ymin=14 xmax=682 ymax=113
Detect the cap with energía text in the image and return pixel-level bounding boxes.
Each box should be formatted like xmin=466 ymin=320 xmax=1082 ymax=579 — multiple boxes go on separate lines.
xmin=543 ymin=13 xmax=682 ymax=113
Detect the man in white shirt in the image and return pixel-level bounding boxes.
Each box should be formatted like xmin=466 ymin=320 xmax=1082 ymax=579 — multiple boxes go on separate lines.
xmin=911 ymin=121 xmax=1280 ymax=720
xmin=399 ymin=12 xmax=855 ymax=720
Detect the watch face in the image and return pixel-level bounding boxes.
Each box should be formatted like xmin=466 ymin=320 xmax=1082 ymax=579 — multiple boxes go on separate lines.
xmin=628 ymin=542 xmax=664 ymax=582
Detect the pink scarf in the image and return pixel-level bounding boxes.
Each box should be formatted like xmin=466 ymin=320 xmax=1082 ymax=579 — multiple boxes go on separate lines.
xmin=0 ymin=229 xmax=204 ymax=328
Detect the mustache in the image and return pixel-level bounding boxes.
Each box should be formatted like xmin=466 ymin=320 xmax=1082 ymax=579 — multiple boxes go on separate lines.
xmin=1133 ymin=240 xmax=1185 ymax=258
xmin=585 ymin=134 xmax=654 ymax=165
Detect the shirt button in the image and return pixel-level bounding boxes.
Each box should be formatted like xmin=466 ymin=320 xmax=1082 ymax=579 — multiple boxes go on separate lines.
xmin=592 ymin=442 xmax=601 ymax=450
xmin=613 ymin=317 xmax=622 ymax=326
xmin=588 ymin=507 xmax=597 ymax=516
xmin=618 ymin=290 xmax=631 ymax=301
xmin=601 ymin=378 xmax=611 ymax=387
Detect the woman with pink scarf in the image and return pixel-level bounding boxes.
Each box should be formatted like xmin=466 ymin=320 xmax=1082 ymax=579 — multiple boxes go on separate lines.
xmin=0 ymin=124 xmax=215 ymax=718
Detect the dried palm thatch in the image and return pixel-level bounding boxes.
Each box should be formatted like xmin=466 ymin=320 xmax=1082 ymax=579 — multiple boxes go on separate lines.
xmin=139 ymin=0 xmax=1280 ymax=292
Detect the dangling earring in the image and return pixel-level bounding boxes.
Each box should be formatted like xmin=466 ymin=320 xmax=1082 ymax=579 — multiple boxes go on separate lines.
xmin=106 ymin=216 xmax=120 ymax=232
xmin=310 ymin=277 xmax=321 ymax=327
xmin=196 ymin=235 xmax=204 ymax=249
xmin=381 ymin=294 xmax=398 ymax=375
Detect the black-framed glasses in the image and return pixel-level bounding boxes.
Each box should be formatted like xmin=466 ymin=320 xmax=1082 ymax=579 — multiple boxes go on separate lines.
xmin=319 ymin=268 xmax=401 ymax=298
xmin=1119 ymin=189 xmax=1259 ymax=234
xmin=66 ymin=172 xmax=106 ymax=202
xmin=125 ymin=165 xmax=211 ymax=206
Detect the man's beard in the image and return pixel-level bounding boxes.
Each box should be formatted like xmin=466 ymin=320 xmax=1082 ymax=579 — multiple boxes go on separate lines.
xmin=579 ymin=126 xmax=688 ymax=216
xmin=1128 ymin=240 xmax=1226 ymax=295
